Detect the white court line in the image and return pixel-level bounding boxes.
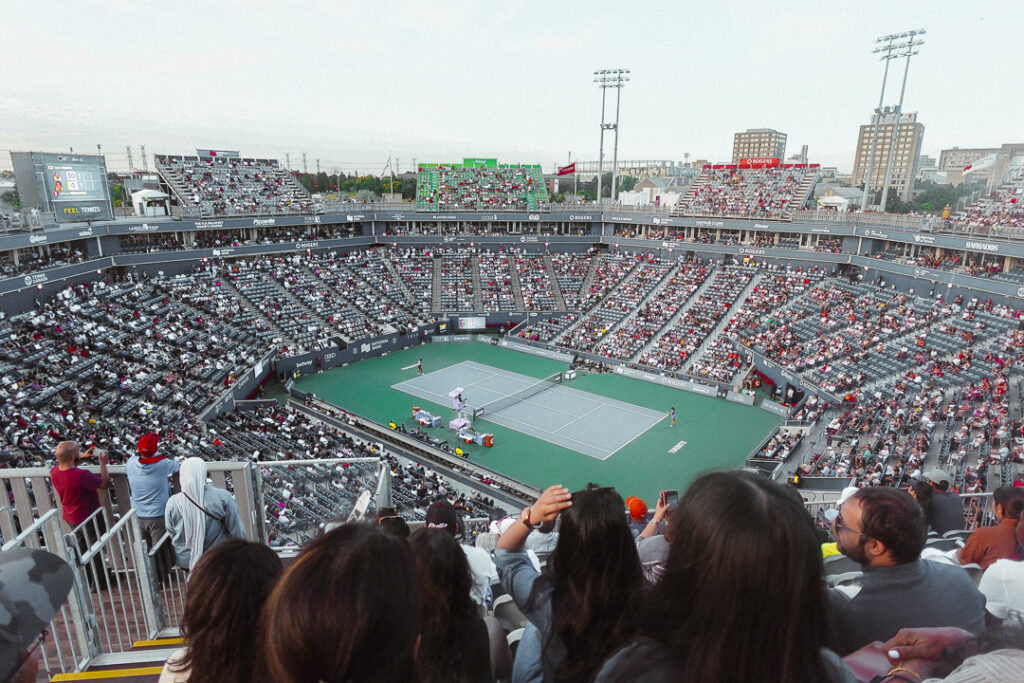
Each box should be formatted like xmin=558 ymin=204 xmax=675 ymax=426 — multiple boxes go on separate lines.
xmin=482 ymin=410 xmax=614 ymax=460
xmin=396 ymin=360 xmax=663 ymax=460
xmin=553 ymin=404 xmax=603 ymax=434
xmin=401 ymin=363 xmax=419 ymax=370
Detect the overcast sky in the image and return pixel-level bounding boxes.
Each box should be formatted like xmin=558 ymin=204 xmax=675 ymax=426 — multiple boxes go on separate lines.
xmin=1 ymin=0 xmax=1019 ymax=175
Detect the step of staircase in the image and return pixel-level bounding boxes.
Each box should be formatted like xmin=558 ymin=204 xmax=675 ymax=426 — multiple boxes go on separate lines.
xmin=544 ymin=255 xmax=568 ymax=312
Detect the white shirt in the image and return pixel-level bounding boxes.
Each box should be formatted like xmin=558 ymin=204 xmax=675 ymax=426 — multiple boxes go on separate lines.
xmin=978 ymin=558 xmax=1024 ymax=620
xmin=462 ymin=543 xmax=498 ymax=607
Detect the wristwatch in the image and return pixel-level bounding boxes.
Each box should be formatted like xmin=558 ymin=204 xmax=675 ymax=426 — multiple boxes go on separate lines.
xmin=519 ymin=507 xmax=536 ymax=530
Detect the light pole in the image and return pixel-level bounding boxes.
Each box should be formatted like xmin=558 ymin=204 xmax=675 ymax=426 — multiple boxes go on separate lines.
xmin=861 ymin=32 xmax=922 ymax=210
xmin=879 ymin=30 xmax=925 ymax=210
xmin=594 ymin=69 xmax=629 ymax=204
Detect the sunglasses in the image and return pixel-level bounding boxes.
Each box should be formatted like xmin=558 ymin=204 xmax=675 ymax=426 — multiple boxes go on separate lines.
xmin=832 ymin=513 xmax=869 ymax=540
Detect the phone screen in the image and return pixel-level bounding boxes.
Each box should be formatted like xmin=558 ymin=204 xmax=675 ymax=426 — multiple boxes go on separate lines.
xmin=662 ymin=490 xmax=679 ymax=509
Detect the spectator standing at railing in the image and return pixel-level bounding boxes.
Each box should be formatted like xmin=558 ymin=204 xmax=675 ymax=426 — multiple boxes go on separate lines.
xmin=127 ymin=432 xmax=180 ymax=579
xmin=50 ymin=441 xmax=111 ymax=590
xmin=165 ymin=457 xmax=245 ymax=572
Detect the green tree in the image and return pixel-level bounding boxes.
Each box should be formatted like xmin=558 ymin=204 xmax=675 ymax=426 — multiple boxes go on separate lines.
xmin=0 ymin=190 xmax=19 ymax=208
xmin=619 ymin=176 xmax=638 ymax=193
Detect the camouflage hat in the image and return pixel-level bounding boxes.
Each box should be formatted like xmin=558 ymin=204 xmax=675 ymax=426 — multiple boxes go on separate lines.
xmin=0 ymin=548 xmax=74 ymax=682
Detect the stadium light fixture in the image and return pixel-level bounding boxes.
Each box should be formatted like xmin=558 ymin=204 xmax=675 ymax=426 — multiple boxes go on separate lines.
xmin=861 ymin=30 xmax=925 ymax=210
xmin=594 ymin=69 xmax=630 ymax=204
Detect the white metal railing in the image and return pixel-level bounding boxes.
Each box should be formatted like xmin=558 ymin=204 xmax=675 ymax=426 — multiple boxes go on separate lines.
xmin=2 ymin=509 xmax=96 ymax=677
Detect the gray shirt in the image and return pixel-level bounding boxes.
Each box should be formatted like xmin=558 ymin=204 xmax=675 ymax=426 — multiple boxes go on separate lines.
xmin=828 ymin=558 xmax=986 ymax=655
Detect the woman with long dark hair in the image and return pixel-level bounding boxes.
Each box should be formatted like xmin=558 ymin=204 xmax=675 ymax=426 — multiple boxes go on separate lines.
xmin=597 ymin=470 xmax=851 ymax=682
xmin=160 ymin=539 xmax=282 ymax=683
xmin=495 ymin=483 xmax=644 ymax=683
xmin=408 ymin=528 xmax=512 ymax=682
xmin=257 ymin=524 xmax=420 ymax=683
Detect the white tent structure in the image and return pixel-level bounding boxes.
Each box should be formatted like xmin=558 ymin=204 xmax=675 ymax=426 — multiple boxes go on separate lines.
xmin=131 ymin=189 xmax=170 ymax=217
xmin=815 ymin=195 xmax=849 ymax=213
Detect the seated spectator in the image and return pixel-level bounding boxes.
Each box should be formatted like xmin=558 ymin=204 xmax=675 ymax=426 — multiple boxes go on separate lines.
xmin=854 ymin=621 xmax=1024 ymax=681
xmin=0 ymin=548 xmax=75 ymax=683
xmin=160 ymin=539 xmax=282 ymax=683
xmin=165 ymin=457 xmax=245 ymax=571
xmin=635 ymin=490 xmax=674 ymax=583
xmin=924 ymin=469 xmax=967 ymax=534
xmin=257 ymin=524 xmax=420 ymax=683
xmin=424 ymin=500 xmax=497 ymax=608
xmin=978 ymin=519 xmax=1024 ymax=622
xmin=597 ymin=470 xmax=849 ymax=681
xmin=373 ymin=506 xmax=411 ymax=539
xmin=959 ymin=486 xmax=1024 ymax=569
xmin=407 ymin=528 xmax=512 ymax=682
xmin=495 ymin=483 xmax=643 ymax=683
xmin=828 ymin=487 xmax=986 ymax=655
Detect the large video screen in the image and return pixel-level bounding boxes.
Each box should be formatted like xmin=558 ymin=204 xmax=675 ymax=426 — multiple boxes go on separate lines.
xmin=45 ymin=159 xmax=107 ymax=202
xmin=457 ymin=316 xmax=486 ymax=330
xmin=38 ymin=153 xmax=113 ymax=223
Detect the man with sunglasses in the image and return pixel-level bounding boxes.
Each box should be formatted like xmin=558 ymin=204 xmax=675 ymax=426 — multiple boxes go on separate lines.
xmin=827 ymin=487 xmax=986 ymax=655
xmin=0 ymin=548 xmax=74 ymax=683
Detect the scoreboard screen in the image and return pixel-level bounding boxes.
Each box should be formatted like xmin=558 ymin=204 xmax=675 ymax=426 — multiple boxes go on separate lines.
xmin=32 ymin=153 xmax=114 ymax=223
xmin=45 ymin=160 xmax=108 ymax=202
xmin=457 ymin=316 xmax=486 ymax=330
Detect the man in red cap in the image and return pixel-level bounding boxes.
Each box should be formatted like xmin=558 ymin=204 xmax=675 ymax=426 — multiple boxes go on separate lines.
xmin=126 ymin=433 xmax=180 ymax=574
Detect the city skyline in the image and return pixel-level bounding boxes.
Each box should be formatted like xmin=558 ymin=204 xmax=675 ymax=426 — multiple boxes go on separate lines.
xmin=1 ymin=0 xmax=1020 ymax=176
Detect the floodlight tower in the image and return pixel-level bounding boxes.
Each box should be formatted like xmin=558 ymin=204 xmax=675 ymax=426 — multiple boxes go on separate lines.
xmin=879 ymin=30 xmax=925 ymax=210
xmin=860 ymin=31 xmax=924 ymax=210
xmin=594 ymin=69 xmax=630 ymax=204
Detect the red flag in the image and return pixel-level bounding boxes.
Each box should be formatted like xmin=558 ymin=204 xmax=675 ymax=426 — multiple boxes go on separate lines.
xmin=557 ymin=162 xmax=576 ymax=176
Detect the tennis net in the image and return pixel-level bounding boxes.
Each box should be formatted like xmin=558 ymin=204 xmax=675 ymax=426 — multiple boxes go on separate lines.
xmin=472 ymin=371 xmax=562 ymax=419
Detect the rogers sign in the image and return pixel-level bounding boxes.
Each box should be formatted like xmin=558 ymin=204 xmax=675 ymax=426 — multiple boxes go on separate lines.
xmin=739 ymin=158 xmax=781 ymax=167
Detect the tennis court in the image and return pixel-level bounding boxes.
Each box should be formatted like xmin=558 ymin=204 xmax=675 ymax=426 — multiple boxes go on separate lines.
xmin=392 ymin=361 xmax=665 ymax=459
xmin=286 ymin=343 xmax=783 ymax=502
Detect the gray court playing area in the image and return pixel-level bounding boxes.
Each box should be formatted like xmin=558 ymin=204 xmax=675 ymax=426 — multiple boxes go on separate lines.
xmin=391 ymin=360 xmax=666 ymax=459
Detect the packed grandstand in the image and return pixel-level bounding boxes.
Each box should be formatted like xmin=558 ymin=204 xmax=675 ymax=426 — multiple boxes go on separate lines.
xmin=5 ymin=147 xmax=1024 ymax=682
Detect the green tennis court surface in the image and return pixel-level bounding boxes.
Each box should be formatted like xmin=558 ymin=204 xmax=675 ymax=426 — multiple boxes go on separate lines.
xmin=393 ymin=360 xmax=665 ymax=459
xmin=286 ymin=341 xmax=782 ymax=502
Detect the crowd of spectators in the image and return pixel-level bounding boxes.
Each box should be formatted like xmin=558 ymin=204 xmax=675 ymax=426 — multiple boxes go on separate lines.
xmin=477 ymin=251 xmax=517 ymax=312
xmin=514 ymin=253 xmax=558 ymax=311
xmin=593 ymin=259 xmax=705 ymax=361
xmin=0 ymin=277 xmax=265 ymax=469
xmin=548 ymin=250 xmax=593 ymax=309
xmin=438 ymin=248 xmax=475 ymax=311
xmin=639 ymin=267 xmax=754 ymax=373
xmin=682 ymin=166 xmax=813 ymax=218
xmin=415 ymin=164 xmax=550 ymax=211
xmin=691 ymin=269 xmax=824 ymax=383
xmin=0 ymin=245 xmax=88 ymax=279
xmin=156 ymin=154 xmax=312 ymax=216
xmin=946 ymin=178 xmax=1024 ymax=233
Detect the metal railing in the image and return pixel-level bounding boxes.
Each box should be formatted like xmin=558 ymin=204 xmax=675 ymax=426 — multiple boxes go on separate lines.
xmin=2 ymin=509 xmax=99 ymax=677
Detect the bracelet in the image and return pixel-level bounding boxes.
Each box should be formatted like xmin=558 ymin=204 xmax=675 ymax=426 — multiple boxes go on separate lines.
xmin=885 ymin=666 xmax=922 ymax=682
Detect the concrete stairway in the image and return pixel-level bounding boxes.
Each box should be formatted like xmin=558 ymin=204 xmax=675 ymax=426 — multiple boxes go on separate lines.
xmin=681 ymin=271 xmax=763 ymax=374
xmin=544 ymin=255 xmax=568 ymax=312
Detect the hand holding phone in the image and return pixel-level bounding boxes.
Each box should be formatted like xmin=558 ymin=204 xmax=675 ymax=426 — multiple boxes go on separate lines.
xmin=655 ymin=490 xmax=678 ymax=522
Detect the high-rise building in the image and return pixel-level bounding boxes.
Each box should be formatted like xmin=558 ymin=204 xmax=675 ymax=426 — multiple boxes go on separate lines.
xmin=938 ymin=143 xmax=1024 ymax=188
xmin=851 ymin=112 xmax=925 ymax=203
xmin=732 ymin=129 xmax=787 ymax=165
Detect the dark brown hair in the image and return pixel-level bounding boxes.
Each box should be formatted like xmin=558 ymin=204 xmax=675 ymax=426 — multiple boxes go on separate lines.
xmin=258 ymin=524 xmax=420 ymax=683
xmin=855 ymin=487 xmax=927 ymax=563
xmin=408 ymin=528 xmax=486 ymax=683
xmin=172 ymin=539 xmax=283 ymax=683
xmin=532 ymin=483 xmax=644 ymax=683
xmin=615 ymin=471 xmax=833 ymax=682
